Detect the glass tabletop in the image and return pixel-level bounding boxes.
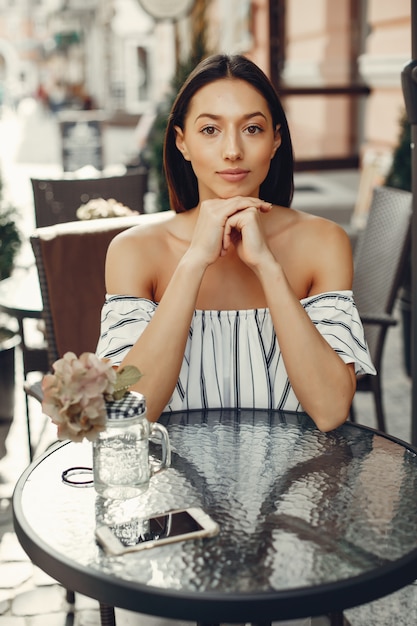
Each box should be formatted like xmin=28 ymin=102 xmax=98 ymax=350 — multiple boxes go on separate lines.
xmin=13 ymin=409 xmax=417 ymax=622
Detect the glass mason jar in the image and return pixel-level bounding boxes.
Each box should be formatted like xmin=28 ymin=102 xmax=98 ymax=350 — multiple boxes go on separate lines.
xmin=93 ymin=391 xmax=171 ymax=500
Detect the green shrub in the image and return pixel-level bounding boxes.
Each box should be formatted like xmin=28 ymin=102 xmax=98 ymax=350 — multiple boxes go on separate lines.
xmin=385 ymin=111 xmax=411 ymax=192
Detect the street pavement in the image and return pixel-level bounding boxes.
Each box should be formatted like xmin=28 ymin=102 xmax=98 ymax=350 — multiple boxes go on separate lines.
xmin=0 ymin=102 xmax=415 ymax=625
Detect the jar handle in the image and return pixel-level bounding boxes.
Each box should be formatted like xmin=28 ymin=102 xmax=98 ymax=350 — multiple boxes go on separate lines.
xmin=149 ymin=423 xmax=171 ymax=474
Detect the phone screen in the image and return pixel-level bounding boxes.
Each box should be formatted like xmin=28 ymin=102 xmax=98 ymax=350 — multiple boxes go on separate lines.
xmin=145 ymin=511 xmax=203 ymax=540
xmin=114 ymin=510 xmax=205 ymax=547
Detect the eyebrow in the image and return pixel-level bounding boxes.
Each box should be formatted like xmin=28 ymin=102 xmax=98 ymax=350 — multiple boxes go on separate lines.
xmin=194 ymin=111 xmax=268 ymax=123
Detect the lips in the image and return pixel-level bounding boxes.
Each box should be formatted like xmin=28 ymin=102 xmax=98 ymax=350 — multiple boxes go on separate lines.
xmin=217 ymin=169 xmax=250 ymax=183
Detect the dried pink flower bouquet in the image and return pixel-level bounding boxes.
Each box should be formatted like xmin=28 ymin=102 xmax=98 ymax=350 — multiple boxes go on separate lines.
xmin=41 ymin=352 xmax=141 ymax=442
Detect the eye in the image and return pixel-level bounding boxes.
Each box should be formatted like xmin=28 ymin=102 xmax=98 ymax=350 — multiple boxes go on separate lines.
xmin=245 ymin=124 xmax=263 ymax=135
xmin=201 ymin=126 xmax=219 ymax=136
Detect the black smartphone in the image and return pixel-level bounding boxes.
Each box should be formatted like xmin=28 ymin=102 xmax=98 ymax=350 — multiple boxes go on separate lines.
xmin=95 ymin=507 xmax=219 ymax=555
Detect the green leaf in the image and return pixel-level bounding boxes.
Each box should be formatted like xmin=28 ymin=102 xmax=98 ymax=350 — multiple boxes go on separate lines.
xmin=113 ymin=365 xmax=142 ymax=400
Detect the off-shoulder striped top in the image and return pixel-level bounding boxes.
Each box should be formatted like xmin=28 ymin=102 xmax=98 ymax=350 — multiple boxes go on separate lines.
xmin=96 ymin=291 xmax=376 ymax=413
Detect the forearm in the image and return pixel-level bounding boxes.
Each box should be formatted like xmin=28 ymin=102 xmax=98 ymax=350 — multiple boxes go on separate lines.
xmin=120 ymin=253 xmax=206 ymax=421
xmin=257 ymin=260 xmax=356 ymax=431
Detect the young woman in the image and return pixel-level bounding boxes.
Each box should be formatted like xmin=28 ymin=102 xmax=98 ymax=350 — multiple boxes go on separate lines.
xmin=97 ymin=54 xmax=375 ymax=430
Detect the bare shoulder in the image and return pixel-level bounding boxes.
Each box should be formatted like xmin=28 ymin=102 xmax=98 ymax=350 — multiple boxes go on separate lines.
xmin=269 ymin=205 xmax=351 ymax=249
xmin=105 ymin=211 xmax=180 ymax=296
xmin=296 ymin=210 xmax=353 ymax=294
xmin=291 ymin=208 xmax=352 ymax=251
xmin=108 ymin=211 xmax=177 ymax=253
xmin=270 ymin=206 xmax=353 ymax=295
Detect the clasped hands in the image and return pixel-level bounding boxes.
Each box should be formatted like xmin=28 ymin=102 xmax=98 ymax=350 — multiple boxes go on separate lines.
xmin=190 ymin=196 xmax=274 ymax=268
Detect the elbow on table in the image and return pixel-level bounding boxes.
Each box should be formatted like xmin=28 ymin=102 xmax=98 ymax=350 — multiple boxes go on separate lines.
xmin=307 ymin=391 xmax=355 ymax=432
xmin=313 ymin=410 xmax=350 ymax=433
xmin=309 ymin=366 xmax=356 ymax=432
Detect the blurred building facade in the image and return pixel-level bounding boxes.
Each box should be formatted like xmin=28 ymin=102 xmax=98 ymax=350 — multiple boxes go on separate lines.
xmin=277 ymin=0 xmax=410 ymax=176
xmin=0 ymin=0 xmax=411 ymax=174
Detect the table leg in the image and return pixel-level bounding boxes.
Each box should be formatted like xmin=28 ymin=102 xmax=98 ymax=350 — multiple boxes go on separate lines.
xmin=99 ymin=603 xmax=116 ymax=626
xmin=328 ymin=611 xmax=349 ymax=626
xmin=66 ymin=590 xmax=75 ymax=604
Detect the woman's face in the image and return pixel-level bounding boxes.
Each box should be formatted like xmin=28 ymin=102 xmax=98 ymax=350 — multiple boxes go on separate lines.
xmin=175 ymin=78 xmax=281 ymax=203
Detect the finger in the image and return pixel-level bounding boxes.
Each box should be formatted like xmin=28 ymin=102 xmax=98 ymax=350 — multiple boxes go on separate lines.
xmin=222 ymin=218 xmax=233 ymax=252
xmin=236 ymin=198 xmax=272 ymax=212
xmin=218 ymin=197 xmax=271 ymax=216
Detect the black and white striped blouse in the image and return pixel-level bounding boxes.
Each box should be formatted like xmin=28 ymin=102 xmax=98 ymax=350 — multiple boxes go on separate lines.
xmin=96 ymin=291 xmax=376 ymax=413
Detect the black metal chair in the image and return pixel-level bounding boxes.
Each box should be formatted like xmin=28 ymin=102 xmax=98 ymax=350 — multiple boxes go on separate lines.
xmin=350 ymin=185 xmax=412 ymax=432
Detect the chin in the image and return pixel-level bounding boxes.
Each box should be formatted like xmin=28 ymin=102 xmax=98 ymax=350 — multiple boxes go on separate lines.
xmin=218 ymin=188 xmax=260 ymax=199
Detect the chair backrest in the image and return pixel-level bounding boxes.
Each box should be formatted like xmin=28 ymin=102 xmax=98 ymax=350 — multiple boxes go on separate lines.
xmin=31 ymin=169 xmax=148 ymax=228
xmin=353 ymin=185 xmax=412 ymax=365
xmin=30 ymin=215 xmax=142 ymax=368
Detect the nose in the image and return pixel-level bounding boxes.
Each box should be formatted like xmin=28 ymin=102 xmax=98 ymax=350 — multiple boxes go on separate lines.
xmin=222 ymin=129 xmax=242 ymax=161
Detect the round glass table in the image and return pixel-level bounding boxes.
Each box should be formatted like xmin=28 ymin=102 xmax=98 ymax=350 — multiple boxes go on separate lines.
xmin=12 ymin=408 xmax=417 ymax=625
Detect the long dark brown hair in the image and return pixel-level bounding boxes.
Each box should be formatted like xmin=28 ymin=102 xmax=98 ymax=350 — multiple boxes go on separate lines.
xmin=163 ymin=54 xmax=294 ymax=213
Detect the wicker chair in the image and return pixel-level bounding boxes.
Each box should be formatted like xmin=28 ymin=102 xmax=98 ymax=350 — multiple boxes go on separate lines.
xmin=25 ymin=210 xmax=172 ymax=394
xmin=31 ymin=169 xmax=147 ymax=228
xmin=24 ymin=215 xmax=142 ymax=457
xmin=29 ymin=216 xmax=144 ymax=368
xmin=26 ymin=170 xmax=146 ymax=428
xmin=350 ymin=185 xmax=412 ymax=432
